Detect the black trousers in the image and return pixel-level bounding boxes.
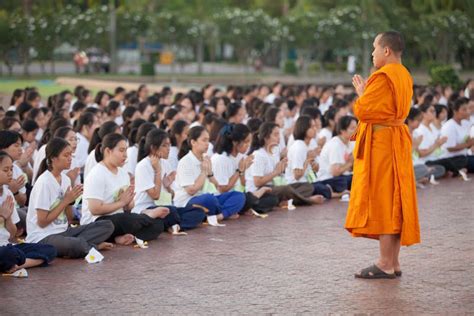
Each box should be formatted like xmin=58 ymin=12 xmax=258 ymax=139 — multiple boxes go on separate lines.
xmin=426 ymin=155 xmax=467 ymax=176
xmin=241 ymin=192 xmax=279 ymax=214
xmin=97 ymin=212 xmax=164 ymax=242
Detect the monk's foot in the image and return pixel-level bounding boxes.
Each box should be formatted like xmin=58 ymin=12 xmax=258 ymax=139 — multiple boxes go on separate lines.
xmin=375 ymin=261 xmax=395 ymax=275
xmin=355 ymin=264 xmax=396 ymax=279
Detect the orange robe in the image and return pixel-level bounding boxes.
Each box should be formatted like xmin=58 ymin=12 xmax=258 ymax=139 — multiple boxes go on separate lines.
xmin=345 ymin=63 xmax=420 ymax=246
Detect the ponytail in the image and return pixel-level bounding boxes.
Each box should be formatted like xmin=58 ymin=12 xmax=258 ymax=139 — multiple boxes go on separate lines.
xmin=95 ymin=133 xmax=127 ymax=163
xmin=88 ymin=121 xmax=119 ymax=153
xmin=137 ymin=129 xmax=168 ymax=162
xmin=249 ymin=122 xmax=277 ymax=154
xmin=178 ymin=125 xmax=205 ymax=160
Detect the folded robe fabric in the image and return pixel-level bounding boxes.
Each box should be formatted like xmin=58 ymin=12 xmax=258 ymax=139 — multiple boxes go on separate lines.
xmin=345 ymin=63 xmax=420 ymax=246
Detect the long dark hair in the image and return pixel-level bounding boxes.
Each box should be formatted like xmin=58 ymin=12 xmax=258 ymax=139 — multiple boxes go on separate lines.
xmin=95 ymin=133 xmax=128 ymax=162
xmin=169 ymin=120 xmax=188 ymax=147
xmin=40 ymin=117 xmax=70 ymax=147
xmin=293 ymin=115 xmax=312 ymax=141
xmin=37 ymin=138 xmax=70 ymax=178
xmin=126 ymin=118 xmax=146 ymax=145
xmin=134 ymin=122 xmax=156 ymax=148
xmin=214 ymin=124 xmax=250 ymax=155
xmin=137 ymin=129 xmax=169 ymax=162
xmin=88 ymin=121 xmax=119 ymax=153
xmin=249 ymin=122 xmax=278 ymax=154
xmin=178 ymin=125 xmax=206 ymax=160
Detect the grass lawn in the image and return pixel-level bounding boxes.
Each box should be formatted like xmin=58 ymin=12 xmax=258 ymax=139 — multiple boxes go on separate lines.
xmin=0 ymin=79 xmax=76 ymax=99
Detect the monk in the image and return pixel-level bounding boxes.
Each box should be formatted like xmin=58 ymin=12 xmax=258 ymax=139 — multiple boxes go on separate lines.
xmin=345 ymin=31 xmax=420 ymax=279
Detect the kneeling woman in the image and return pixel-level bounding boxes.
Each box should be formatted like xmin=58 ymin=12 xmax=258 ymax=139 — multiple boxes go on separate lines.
xmin=174 ymin=126 xmax=246 ymax=225
xmin=81 ymin=133 xmax=165 ymax=244
xmin=133 ymin=129 xmax=205 ymax=231
xmin=0 ymin=151 xmax=56 ymax=273
xmin=212 ymin=124 xmax=279 ymax=214
xmin=26 ymin=138 xmax=115 ymax=258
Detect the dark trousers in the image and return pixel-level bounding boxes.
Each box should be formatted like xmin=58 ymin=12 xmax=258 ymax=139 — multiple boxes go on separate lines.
xmin=241 ymin=192 xmax=279 ymax=214
xmin=97 ymin=212 xmax=164 ymax=242
xmin=39 ymin=221 xmax=114 ymax=258
xmin=426 ymin=155 xmax=468 ymax=176
xmin=318 ymin=175 xmax=353 ymax=193
xmin=0 ymin=243 xmax=57 ymax=272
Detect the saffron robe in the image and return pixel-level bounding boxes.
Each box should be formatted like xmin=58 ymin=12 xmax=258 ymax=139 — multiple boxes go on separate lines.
xmin=345 ymin=63 xmax=420 ymax=246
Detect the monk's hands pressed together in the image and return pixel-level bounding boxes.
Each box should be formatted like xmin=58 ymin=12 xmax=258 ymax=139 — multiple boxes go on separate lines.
xmin=352 ymin=74 xmax=366 ymax=97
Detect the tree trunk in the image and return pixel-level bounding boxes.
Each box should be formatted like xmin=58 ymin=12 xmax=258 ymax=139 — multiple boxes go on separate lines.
xmin=196 ymin=36 xmax=204 ymax=74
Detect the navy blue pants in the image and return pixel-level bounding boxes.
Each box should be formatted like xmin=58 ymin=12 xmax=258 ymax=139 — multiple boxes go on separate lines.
xmin=312 ymin=182 xmax=332 ymax=199
xmin=0 ymin=243 xmax=57 ymax=272
xmin=187 ymin=191 xmax=246 ymax=219
xmin=145 ymin=205 xmax=208 ymax=230
xmin=318 ymin=175 xmax=353 ymax=193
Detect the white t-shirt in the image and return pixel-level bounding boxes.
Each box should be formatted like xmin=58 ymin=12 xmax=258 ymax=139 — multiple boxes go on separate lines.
xmin=0 ymin=186 xmax=20 ymax=246
xmin=317 ymin=128 xmax=333 ymax=147
xmin=211 ymin=152 xmax=245 ymax=190
xmin=124 ymin=145 xmax=138 ymax=175
xmin=440 ymin=119 xmax=471 ymax=158
xmin=84 ymin=150 xmax=97 ymax=180
xmin=12 ymin=163 xmax=27 ymax=194
xmin=285 ymin=140 xmax=311 ymax=184
xmin=317 ymin=136 xmax=353 ymax=181
xmin=246 ymin=148 xmax=277 ymax=192
xmin=413 ymin=123 xmax=444 ymax=163
xmin=173 ymin=152 xmax=203 ymax=207
xmin=167 ymin=146 xmax=179 ymax=171
xmin=32 ymin=144 xmax=46 ymax=184
xmin=26 ymin=171 xmax=71 ymax=243
xmin=133 ymin=157 xmax=173 ymax=213
xmin=75 ymin=132 xmax=90 ymax=169
xmin=81 ymin=163 xmax=130 ymax=225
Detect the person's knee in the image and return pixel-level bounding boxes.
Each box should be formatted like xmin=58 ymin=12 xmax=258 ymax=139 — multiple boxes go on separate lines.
xmin=95 ymin=220 xmax=115 ymax=238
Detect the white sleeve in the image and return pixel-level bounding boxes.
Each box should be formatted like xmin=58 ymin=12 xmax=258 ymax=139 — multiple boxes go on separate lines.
xmin=328 ymin=142 xmax=345 ymax=166
xmin=83 ymin=168 xmax=107 ymax=201
xmin=212 ymin=156 xmax=230 ymax=186
xmin=415 ymin=128 xmax=430 ymax=150
xmin=135 ymin=161 xmax=155 ymax=193
xmin=177 ymin=160 xmax=197 ymax=187
xmin=441 ymin=124 xmax=457 ymax=149
xmin=251 ymin=153 xmax=266 ymax=177
xmin=32 ymin=179 xmax=56 ymax=211
xmin=289 ymin=144 xmax=306 ymax=171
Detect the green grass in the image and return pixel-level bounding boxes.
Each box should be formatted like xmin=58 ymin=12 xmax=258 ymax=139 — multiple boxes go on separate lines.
xmin=0 ymin=79 xmax=75 ymax=98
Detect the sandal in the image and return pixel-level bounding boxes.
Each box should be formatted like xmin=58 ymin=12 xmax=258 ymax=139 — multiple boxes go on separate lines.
xmin=395 ymin=270 xmax=402 ymax=277
xmin=355 ymin=264 xmax=396 ymax=279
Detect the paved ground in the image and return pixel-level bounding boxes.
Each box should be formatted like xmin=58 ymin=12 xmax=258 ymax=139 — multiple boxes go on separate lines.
xmin=1 ymin=178 xmax=473 ymax=315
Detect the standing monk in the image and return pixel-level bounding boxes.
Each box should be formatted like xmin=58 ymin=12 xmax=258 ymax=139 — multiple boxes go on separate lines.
xmin=345 ymin=31 xmax=420 ymax=279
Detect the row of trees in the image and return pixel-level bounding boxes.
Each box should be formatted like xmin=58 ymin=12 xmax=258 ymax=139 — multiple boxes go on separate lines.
xmin=0 ymin=0 xmax=473 ymax=76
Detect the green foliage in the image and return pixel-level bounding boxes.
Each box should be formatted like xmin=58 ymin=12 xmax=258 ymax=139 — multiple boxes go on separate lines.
xmin=429 ymin=65 xmax=461 ymax=89
xmin=283 ymin=60 xmax=298 ymax=75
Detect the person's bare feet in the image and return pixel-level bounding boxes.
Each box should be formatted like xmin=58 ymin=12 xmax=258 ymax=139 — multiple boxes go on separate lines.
xmin=144 ymin=207 xmax=170 ymax=219
xmin=253 ymin=187 xmax=272 ymax=199
xmin=309 ymin=195 xmax=325 ymax=204
xmin=279 ymin=200 xmax=288 ymax=208
xmin=376 ymin=261 xmax=395 ymax=274
xmin=6 ymin=264 xmax=20 ymax=274
xmin=229 ymin=214 xmax=240 ymax=220
xmin=97 ymin=242 xmax=114 ymax=251
xmin=114 ymin=234 xmax=134 ymax=245
xmin=216 ymin=213 xmax=224 ymax=221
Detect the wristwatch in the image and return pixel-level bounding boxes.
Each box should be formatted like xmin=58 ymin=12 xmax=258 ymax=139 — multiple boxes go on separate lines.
xmin=236 ymin=169 xmax=243 ymax=176
xmin=207 ymin=173 xmax=214 ymax=178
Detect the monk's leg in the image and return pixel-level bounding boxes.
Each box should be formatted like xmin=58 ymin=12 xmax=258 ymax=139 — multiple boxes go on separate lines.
xmin=392 ymin=234 xmax=401 ymax=272
xmin=376 ymin=234 xmax=396 ymax=274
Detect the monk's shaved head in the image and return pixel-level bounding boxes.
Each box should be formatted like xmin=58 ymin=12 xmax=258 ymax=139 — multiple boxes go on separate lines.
xmin=377 ymin=31 xmax=405 ymax=55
